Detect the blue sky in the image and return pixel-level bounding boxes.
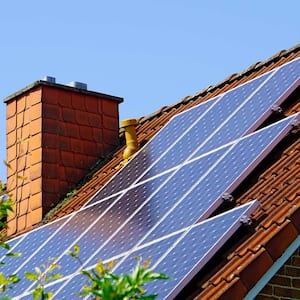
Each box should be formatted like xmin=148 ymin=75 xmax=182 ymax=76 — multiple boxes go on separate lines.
xmin=1 ymin=1 xmax=299 ymax=180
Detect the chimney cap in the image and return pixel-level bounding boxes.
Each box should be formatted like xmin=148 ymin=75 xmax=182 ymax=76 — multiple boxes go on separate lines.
xmin=68 ymin=81 xmax=88 ymax=90
xmin=41 ymin=76 xmax=56 ymax=83
xmin=3 ymin=80 xmax=123 ymax=104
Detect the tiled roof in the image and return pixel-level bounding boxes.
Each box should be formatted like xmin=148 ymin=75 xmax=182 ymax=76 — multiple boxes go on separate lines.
xmin=45 ymin=44 xmax=300 ymax=299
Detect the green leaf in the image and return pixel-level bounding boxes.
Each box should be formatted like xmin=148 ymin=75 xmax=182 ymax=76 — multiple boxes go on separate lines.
xmin=0 ymin=242 xmax=10 ymax=250
xmin=24 ymin=272 xmax=38 ymax=281
xmin=6 ymin=252 xmax=21 ymax=257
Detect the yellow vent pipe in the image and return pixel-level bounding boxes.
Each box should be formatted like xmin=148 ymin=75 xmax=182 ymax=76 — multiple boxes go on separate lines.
xmin=121 ymin=118 xmax=140 ymax=160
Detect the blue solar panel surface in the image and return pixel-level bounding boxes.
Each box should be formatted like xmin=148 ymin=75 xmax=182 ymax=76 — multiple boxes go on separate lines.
xmin=2 ymin=58 xmax=299 ymax=299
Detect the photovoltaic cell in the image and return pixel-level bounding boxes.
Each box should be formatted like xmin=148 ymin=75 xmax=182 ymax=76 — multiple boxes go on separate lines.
xmin=139 ymin=72 xmax=271 ymax=180
xmin=87 ymin=97 xmax=219 ymax=202
xmin=115 ymin=201 xmax=259 ymax=300
xmin=51 ymin=201 xmax=257 ymax=299
xmin=140 ymin=114 xmax=297 ymax=244
xmin=0 ymin=217 xmax=67 ymax=280
xmin=193 ymin=57 xmax=300 ymax=157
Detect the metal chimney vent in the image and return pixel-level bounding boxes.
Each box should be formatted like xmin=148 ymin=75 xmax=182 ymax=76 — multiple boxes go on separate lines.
xmin=42 ymin=76 xmax=56 ymax=83
xmin=68 ymin=81 xmax=88 ymax=90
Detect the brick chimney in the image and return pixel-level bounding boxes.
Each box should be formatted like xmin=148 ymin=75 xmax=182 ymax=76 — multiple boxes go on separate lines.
xmin=4 ymin=78 xmax=123 ymax=235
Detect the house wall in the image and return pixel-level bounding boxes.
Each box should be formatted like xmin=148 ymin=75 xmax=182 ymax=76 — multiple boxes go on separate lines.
xmin=256 ymin=247 xmax=300 ymax=299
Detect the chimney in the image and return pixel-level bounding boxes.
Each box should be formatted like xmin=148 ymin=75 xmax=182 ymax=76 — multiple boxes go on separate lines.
xmin=4 ymin=78 xmax=123 ymax=235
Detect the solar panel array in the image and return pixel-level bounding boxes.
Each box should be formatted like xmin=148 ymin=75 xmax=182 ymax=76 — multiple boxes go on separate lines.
xmin=2 ymin=57 xmax=299 ymax=299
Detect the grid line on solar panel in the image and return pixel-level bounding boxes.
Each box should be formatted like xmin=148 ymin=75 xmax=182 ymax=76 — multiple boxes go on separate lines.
xmin=86 ymin=63 xmax=274 ymax=203
xmin=86 ymin=57 xmax=299 ymax=203
xmin=91 ymin=114 xmax=297 ymax=273
xmin=44 ymin=201 xmax=258 ymax=299
xmin=85 ymin=96 xmax=220 ymax=202
xmin=11 ymin=196 xmax=122 ymax=296
xmin=88 ymin=71 xmax=271 ymax=201
xmin=49 ymin=114 xmax=296 ymax=297
xmin=141 ymin=113 xmax=298 ymax=244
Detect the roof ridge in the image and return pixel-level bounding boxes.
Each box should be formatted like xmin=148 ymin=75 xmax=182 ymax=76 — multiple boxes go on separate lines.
xmin=138 ymin=43 xmax=300 ymax=125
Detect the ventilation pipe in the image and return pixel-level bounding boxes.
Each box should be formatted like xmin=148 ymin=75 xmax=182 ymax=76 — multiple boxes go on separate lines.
xmin=121 ymin=118 xmax=140 ymax=160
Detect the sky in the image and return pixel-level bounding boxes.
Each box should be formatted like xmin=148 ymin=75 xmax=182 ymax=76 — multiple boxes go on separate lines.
xmin=1 ymin=0 xmax=299 ymax=180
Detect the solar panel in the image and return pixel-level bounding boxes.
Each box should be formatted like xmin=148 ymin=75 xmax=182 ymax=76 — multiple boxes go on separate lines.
xmin=3 ymin=57 xmax=299 ymax=299
xmin=87 ymin=57 xmax=299 ymax=202
xmin=51 ymin=201 xmax=259 ymax=299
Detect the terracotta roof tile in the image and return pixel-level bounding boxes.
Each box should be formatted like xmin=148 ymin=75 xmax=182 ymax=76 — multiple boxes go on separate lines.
xmin=41 ymin=44 xmax=300 ymax=299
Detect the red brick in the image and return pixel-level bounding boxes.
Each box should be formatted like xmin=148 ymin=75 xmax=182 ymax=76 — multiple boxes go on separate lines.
xmin=285 ymin=266 xmax=300 ymax=277
xmin=30 ymin=147 xmax=43 ymax=167
xmin=259 ymin=284 xmax=273 ymax=295
xmin=70 ymin=137 xmax=83 ymax=153
xmin=71 ymin=92 xmax=86 ymax=111
xmin=29 ymin=133 xmax=42 ymax=151
xmin=240 ymin=249 xmax=274 ymax=290
xmin=64 ymin=167 xmax=83 ymax=185
xmin=31 ymin=178 xmax=42 ymax=195
xmin=30 ymin=118 xmax=42 ymax=135
xmin=43 ymin=178 xmax=60 ymax=193
xmin=82 ymin=140 xmax=97 ymax=155
xmin=103 ymin=115 xmax=118 ymax=130
xmin=56 ymin=89 xmax=72 ymax=108
xmin=75 ymin=110 xmax=90 ymax=126
xmin=17 ymin=110 xmax=30 ymax=127
xmin=6 ymin=100 xmax=16 ymax=118
xmin=42 ymin=163 xmax=59 ymax=179
xmin=62 ymin=107 xmax=76 ymax=123
xmin=103 ymin=129 xmax=118 ymax=145
xmin=73 ymin=154 xmax=88 ymax=169
xmin=102 ymin=100 xmax=118 ymax=116
xmin=43 ymin=103 xmax=60 ymax=120
xmin=61 ymin=151 xmax=74 ymax=167
xmin=273 ymin=286 xmax=300 ymax=298
xmin=17 ymin=97 xmax=26 ymax=113
xmin=43 ymin=118 xmax=60 ymax=134
xmin=7 ymin=131 xmax=17 ymax=148
xmin=7 ymin=115 xmax=16 ymax=134
xmin=85 ymin=97 xmax=99 ymax=113
xmin=269 ymin=275 xmax=291 ymax=286
xmin=7 ymin=144 xmax=17 ymax=162
xmin=59 ymin=136 xmax=70 ymax=151
xmin=92 ymin=128 xmax=103 ymax=143
xmin=256 ymin=295 xmax=277 ymax=300
xmin=30 ymin=103 xmax=42 ymax=121
xmin=28 ymin=207 xmax=43 ymax=226
xmin=79 ymin=125 xmax=94 ymax=141
xmin=29 ymin=193 xmax=42 ymax=210
xmin=28 ymin=88 xmax=42 ymax=106
xmin=43 ymin=86 xmax=58 ymax=105
xmin=30 ymin=163 xmax=41 ymax=181
xmin=88 ymin=114 xmax=102 ymax=127
xmin=292 ymin=278 xmax=300 ymax=288
xmin=64 ymin=123 xmax=80 ymax=138
xmin=292 ymin=256 xmax=300 ymax=266
xmin=43 ymin=148 xmax=58 ymax=164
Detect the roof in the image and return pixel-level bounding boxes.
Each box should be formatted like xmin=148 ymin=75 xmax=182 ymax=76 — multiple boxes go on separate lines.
xmin=44 ymin=44 xmax=300 ymax=299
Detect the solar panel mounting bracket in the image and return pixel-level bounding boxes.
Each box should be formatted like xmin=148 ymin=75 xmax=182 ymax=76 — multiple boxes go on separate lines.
xmin=271 ymin=105 xmax=283 ymax=114
xmin=239 ymin=215 xmax=253 ymax=226
xmin=290 ymin=118 xmax=300 ymax=129
xmin=221 ymin=193 xmax=234 ymax=202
